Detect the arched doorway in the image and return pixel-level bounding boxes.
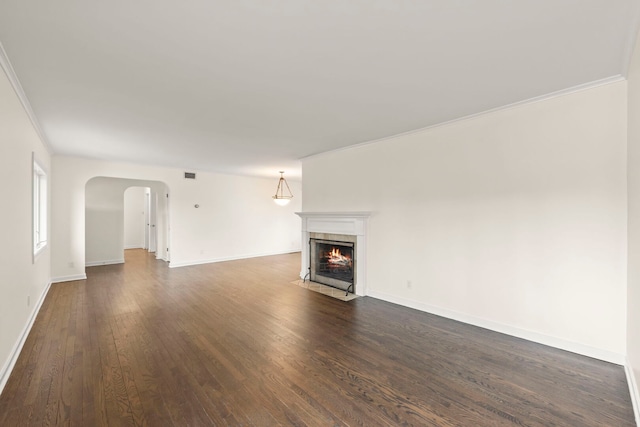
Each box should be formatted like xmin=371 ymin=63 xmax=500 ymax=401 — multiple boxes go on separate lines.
xmin=85 ymin=177 xmax=170 ymax=266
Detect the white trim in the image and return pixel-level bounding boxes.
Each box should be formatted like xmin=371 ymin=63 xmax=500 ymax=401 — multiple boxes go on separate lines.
xmin=367 ymin=289 xmax=625 ymax=365
xmin=0 ymin=41 xmax=52 ymax=154
xmin=626 ymin=358 xmax=640 ymax=426
xmin=32 ymin=154 xmax=48 ymax=261
xmin=51 ymin=274 xmax=87 ymax=283
xmin=169 ymin=250 xmax=300 ymax=268
xmin=301 ymin=75 xmax=625 ymax=162
xmin=124 ymin=245 xmax=144 ymax=250
xmin=0 ymin=280 xmax=52 ymax=395
xmin=85 ymin=258 xmax=124 ymax=267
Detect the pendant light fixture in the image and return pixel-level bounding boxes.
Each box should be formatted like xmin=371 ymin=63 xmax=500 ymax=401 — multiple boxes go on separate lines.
xmin=273 ymin=171 xmax=293 ymax=206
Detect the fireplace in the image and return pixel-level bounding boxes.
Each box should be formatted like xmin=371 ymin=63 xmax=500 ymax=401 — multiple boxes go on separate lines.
xmin=310 ymin=239 xmax=355 ymax=294
xmin=295 ymin=212 xmax=371 ymax=297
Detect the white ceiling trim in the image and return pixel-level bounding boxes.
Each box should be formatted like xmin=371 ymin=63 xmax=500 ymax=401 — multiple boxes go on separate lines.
xmin=301 ymin=74 xmax=626 ymax=162
xmin=0 ymin=41 xmax=51 ymax=154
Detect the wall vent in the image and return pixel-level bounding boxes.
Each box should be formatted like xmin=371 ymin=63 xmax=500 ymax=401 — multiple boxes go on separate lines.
xmin=184 ymin=172 xmax=196 ymax=180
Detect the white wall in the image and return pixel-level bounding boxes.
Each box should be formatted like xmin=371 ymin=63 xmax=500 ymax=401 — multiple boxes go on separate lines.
xmin=0 ymin=66 xmax=51 ymax=391
xmin=124 ymin=187 xmax=146 ymax=249
xmin=51 ymin=157 xmax=301 ymax=280
xmin=85 ymin=178 xmax=125 ymax=265
xmin=626 ymin=26 xmax=640 ymax=422
xmin=302 ymin=81 xmax=628 ymax=363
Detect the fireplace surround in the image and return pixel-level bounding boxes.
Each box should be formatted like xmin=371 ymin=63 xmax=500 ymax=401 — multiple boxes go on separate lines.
xmin=295 ymin=212 xmax=371 ymax=296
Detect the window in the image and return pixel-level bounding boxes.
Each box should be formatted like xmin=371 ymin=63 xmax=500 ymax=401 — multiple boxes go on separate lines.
xmin=33 ymin=156 xmax=47 ymax=257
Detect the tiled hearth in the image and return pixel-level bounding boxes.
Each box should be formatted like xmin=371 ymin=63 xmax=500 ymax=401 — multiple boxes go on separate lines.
xmin=293 ymin=279 xmax=359 ymax=301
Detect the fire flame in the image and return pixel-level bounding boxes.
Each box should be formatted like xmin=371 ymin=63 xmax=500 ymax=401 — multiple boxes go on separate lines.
xmin=327 ymin=247 xmax=351 ymax=266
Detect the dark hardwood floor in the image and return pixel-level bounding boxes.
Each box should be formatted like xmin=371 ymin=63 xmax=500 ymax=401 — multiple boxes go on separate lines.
xmin=0 ymin=249 xmax=635 ymax=426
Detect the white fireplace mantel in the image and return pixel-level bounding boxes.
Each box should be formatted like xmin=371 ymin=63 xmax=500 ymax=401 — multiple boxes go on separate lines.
xmin=295 ymin=212 xmax=371 ymax=296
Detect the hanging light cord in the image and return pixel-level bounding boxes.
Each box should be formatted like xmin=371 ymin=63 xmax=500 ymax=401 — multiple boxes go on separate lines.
xmin=274 ymin=171 xmax=293 ymax=200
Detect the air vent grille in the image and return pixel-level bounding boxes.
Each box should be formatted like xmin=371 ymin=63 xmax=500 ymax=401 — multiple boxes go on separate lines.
xmin=184 ymin=172 xmax=196 ymax=180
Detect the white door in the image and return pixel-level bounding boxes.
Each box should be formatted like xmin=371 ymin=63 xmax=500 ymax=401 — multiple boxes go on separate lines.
xmin=149 ymin=191 xmax=157 ymax=253
xmin=144 ymin=191 xmax=150 ymax=249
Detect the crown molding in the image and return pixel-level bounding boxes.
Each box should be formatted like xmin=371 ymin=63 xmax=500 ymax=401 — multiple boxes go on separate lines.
xmin=301 ymin=75 xmax=626 ymax=162
xmin=0 ymin=41 xmax=52 ymax=154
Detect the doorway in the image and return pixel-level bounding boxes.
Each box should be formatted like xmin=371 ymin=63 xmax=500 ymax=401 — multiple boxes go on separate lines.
xmin=85 ymin=177 xmax=170 ymax=266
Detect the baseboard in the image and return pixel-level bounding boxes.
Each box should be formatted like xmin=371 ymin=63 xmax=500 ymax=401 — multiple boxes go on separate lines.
xmin=169 ymin=250 xmax=300 ymax=268
xmin=626 ymin=359 xmax=640 ymax=426
xmin=51 ymin=273 xmax=87 ymax=283
xmin=0 ymin=280 xmax=52 ymax=395
xmin=85 ymin=258 xmax=124 ymax=267
xmin=124 ymin=245 xmax=143 ymax=250
xmin=366 ymin=290 xmax=625 ymax=365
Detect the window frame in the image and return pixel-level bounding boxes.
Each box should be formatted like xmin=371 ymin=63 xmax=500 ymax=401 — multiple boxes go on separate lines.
xmin=33 ymin=154 xmax=47 ymax=260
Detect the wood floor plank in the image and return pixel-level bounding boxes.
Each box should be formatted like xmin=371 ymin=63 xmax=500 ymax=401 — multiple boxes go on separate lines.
xmin=0 ymin=249 xmax=636 ymax=426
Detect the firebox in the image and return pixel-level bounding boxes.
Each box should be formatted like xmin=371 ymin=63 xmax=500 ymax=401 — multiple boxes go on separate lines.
xmin=309 ymin=238 xmax=355 ymax=294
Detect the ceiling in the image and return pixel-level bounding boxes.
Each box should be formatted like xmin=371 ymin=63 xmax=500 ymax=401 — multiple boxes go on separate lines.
xmin=1 ymin=1 xmax=639 ymax=179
